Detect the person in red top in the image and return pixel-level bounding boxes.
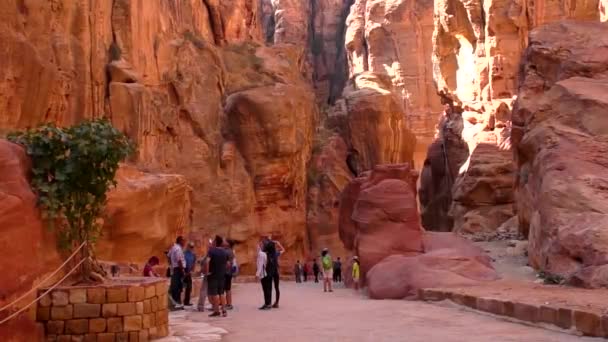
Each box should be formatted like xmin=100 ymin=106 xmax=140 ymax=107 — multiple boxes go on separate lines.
xmin=143 ymin=256 xmax=160 ymax=277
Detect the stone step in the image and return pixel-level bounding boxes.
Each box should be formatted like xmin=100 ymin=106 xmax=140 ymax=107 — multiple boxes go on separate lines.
xmin=418 ymin=282 xmax=608 ymax=338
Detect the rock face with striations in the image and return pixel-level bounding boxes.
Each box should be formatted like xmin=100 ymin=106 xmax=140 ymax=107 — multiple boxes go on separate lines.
xmin=422 ymin=0 xmax=602 ymax=233
xmin=0 ymin=0 xmax=315 ymax=275
xmin=513 ymin=21 xmax=608 ymax=288
xmin=96 ymin=165 xmax=192 ymax=264
xmin=345 ymin=0 xmax=442 ymax=168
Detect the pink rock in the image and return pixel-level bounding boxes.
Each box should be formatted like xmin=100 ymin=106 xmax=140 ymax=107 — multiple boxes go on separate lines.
xmin=367 ymin=253 xmax=499 ymax=300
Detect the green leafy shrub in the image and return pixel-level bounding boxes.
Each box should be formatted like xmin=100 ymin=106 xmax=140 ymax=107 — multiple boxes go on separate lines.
xmin=8 ymin=119 xmax=134 ymax=279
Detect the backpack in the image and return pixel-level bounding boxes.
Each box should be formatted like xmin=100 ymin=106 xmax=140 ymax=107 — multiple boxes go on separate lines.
xmin=231 ymin=255 xmax=239 ymax=276
xmin=264 ymin=241 xmax=278 ymax=275
xmin=322 ymin=255 xmax=332 ymax=270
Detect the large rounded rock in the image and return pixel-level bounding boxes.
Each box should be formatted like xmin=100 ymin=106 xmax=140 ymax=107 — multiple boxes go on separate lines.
xmin=367 ymin=242 xmax=499 ymax=300
xmin=339 ymin=164 xmax=422 ymax=281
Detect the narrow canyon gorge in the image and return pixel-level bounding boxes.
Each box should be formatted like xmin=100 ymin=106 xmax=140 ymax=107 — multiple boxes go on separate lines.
xmin=0 ymin=0 xmax=608 ymax=340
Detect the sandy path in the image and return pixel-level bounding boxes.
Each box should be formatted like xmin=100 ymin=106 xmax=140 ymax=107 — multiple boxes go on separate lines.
xmin=184 ymin=281 xmax=598 ymax=342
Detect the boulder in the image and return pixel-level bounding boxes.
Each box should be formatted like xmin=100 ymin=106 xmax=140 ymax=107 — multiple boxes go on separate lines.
xmin=512 ymin=21 xmax=608 ymax=287
xmin=367 ymin=252 xmax=499 ymax=300
xmin=339 ymin=164 xmax=422 ymax=281
xmin=0 ymin=140 xmax=62 ymax=341
xmin=367 ymin=231 xmax=498 ymax=299
xmin=96 ymin=165 xmax=192 ymax=264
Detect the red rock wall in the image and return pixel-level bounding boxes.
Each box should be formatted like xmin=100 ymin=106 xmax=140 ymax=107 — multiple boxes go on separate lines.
xmin=0 ymin=141 xmax=62 ymax=341
xmin=513 ymin=21 xmax=608 ymax=287
xmin=422 ymin=0 xmax=603 ymax=234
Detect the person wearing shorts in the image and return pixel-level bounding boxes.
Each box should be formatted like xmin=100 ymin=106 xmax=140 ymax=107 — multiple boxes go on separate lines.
xmin=321 ymin=248 xmax=333 ymax=292
xmin=206 ymin=235 xmax=229 ymax=317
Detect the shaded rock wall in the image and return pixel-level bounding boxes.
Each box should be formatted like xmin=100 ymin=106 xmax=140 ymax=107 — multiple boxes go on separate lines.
xmin=422 ymin=0 xmax=602 ymax=233
xmin=513 ymin=21 xmax=608 ymax=287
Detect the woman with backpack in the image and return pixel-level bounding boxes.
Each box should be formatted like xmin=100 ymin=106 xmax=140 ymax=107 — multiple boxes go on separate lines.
xmin=321 ymin=248 xmax=333 ymax=292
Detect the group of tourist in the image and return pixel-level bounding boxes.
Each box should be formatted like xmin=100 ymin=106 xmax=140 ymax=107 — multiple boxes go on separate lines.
xmin=292 ymin=250 xmax=361 ymax=291
xmin=146 ymin=235 xmax=238 ymax=317
xmin=143 ymin=235 xmax=363 ymax=318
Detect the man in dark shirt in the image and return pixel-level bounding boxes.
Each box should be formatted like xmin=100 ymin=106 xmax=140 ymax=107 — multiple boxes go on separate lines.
xmin=206 ymin=235 xmax=229 ymax=317
xmin=183 ymin=242 xmax=197 ymax=306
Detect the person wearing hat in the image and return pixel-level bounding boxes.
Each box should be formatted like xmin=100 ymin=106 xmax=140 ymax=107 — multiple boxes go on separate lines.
xmin=183 ymin=241 xmax=197 ymax=306
xmin=352 ymin=256 xmax=361 ymax=291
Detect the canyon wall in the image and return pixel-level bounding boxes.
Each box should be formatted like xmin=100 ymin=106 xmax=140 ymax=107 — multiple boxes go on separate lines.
xmin=513 ymin=21 xmax=608 ymax=287
xmin=0 ymin=0 xmax=316 ymax=276
xmin=420 ymin=0 xmax=603 ymax=234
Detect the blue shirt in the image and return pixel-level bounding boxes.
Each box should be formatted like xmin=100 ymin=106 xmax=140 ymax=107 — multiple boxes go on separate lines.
xmin=184 ymin=250 xmax=197 ymax=272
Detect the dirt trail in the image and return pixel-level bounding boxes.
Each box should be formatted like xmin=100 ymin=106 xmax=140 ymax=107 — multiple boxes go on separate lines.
xmin=166 ymin=281 xmax=599 ymax=342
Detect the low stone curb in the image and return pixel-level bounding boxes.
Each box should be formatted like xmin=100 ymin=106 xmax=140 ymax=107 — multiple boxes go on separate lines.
xmin=418 ymin=288 xmax=608 ymax=337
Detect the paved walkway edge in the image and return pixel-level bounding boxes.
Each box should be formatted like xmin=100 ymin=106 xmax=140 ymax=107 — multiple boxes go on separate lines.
xmin=418 ymin=288 xmax=608 ymax=338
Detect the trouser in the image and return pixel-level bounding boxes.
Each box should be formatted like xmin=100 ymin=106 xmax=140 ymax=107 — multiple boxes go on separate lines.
xmin=261 ymin=276 xmax=272 ymax=306
xmin=314 ymin=271 xmax=319 ymax=282
xmin=303 ymin=272 xmax=308 ymax=282
xmin=335 ymin=269 xmax=342 ymax=282
xmin=183 ymin=273 xmax=193 ymax=305
xmin=197 ymin=276 xmax=208 ymax=311
xmin=271 ymin=272 xmax=280 ymax=304
xmin=295 ymin=273 xmax=301 ymax=283
xmin=170 ymin=268 xmax=184 ymax=305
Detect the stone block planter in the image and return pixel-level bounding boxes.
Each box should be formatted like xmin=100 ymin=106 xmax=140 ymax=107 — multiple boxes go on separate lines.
xmin=37 ymin=277 xmax=169 ymax=341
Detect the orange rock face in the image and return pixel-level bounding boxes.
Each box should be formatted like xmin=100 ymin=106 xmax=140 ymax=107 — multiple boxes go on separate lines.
xmin=512 ymin=21 xmax=608 ymax=287
xmin=345 ymin=0 xmax=442 ymax=167
xmin=96 ymin=166 xmax=192 ymax=264
xmin=0 ymin=1 xmax=315 ymax=276
xmin=0 ymin=140 xmax=62 ymax=341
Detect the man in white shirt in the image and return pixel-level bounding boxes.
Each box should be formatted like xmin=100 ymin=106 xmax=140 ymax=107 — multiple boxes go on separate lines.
xmin=256 ymin=243 xmax=272 ymax=310
xmin=168 ymin=236 xmax=186 ymax=309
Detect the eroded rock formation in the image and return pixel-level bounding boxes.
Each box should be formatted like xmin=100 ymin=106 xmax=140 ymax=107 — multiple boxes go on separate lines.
xmin=422 ymin=0 xmax=602 ymax=233
xmin=97 ymin=165 xmax=192 ymax=264
xmin=339 ymin=164 xmax=422 ymax=279
xmin=513 ymin=21 xmax=608 ymax=287
xmin=338 ymin=163 xmax=498 ymax=298
xmin=0 ymin=0 xmax=315 ymax=275
xmin=345 ymin=0 xmax=442 ymax=168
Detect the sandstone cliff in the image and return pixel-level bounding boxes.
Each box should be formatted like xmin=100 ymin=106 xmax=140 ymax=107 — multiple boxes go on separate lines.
xmin=421 ymin=0 xmax=603 ymax=233
xmin=513 ymin=21 xmax=608 ymax=287
xmin=0 ymin=0 xmax=315 ymax=275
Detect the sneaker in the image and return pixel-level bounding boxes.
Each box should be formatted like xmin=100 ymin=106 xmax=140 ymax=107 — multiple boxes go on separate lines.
xmin=225 ymin=304 xmax=234 ymax=310
xmin=208 ymin=312 xmax=221 ymax=317
xmin=259 ymin=305 xmax=271 ymax=310
xmin=272 ymin=303 xmax=279 ymax=308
